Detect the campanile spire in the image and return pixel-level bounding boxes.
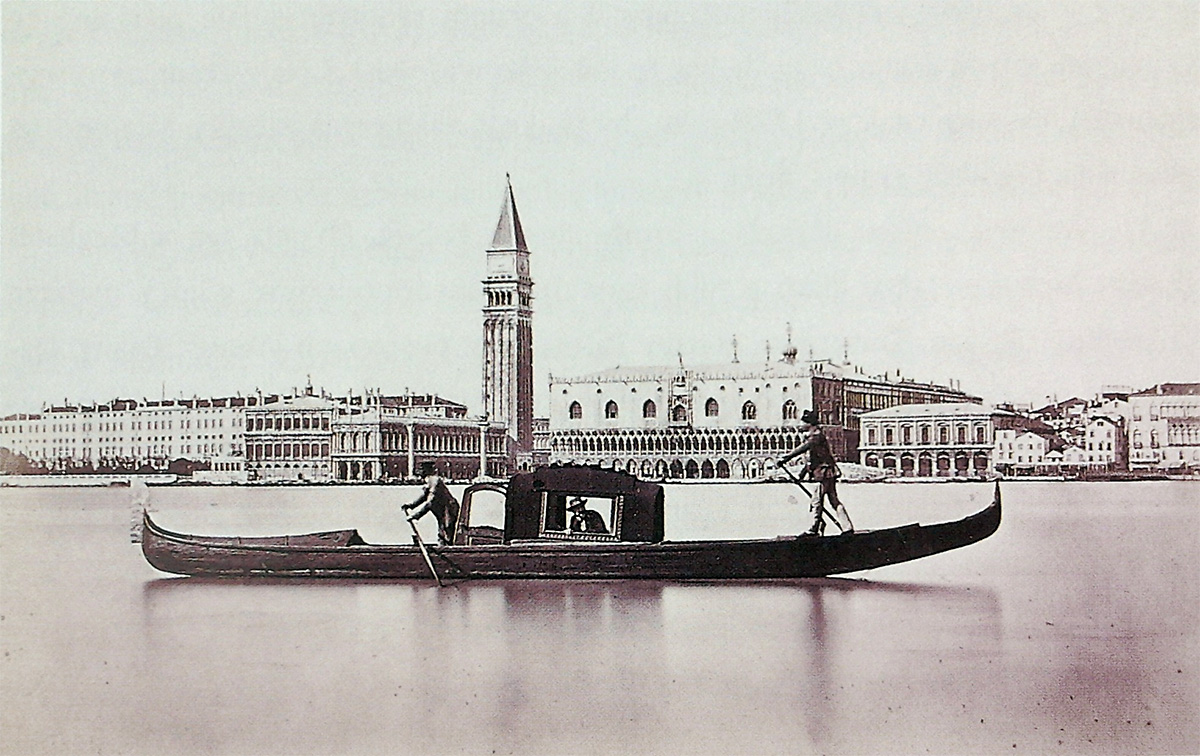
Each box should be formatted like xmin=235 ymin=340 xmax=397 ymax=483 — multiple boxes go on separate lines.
xmin=490 ymin=174 xmax=528 ymax=252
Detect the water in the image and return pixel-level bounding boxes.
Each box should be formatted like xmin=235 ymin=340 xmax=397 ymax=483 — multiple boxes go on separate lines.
xmin=2 ymin=481 xmax=1197 ymax=755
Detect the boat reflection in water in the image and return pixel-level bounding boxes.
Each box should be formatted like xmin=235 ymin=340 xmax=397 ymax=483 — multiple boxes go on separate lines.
xmin=139 ymin=576 xmax=999 ymax=754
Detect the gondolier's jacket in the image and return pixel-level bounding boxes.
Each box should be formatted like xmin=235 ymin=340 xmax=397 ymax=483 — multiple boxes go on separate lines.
xmin=409 ymin=476 xmax=461 ymax=542
xmin=793 ymin=426 xmax=840 ymax=481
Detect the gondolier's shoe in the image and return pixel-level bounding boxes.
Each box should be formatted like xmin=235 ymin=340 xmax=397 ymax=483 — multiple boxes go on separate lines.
xmin=803 ymin=522 xmax=825 ymax=537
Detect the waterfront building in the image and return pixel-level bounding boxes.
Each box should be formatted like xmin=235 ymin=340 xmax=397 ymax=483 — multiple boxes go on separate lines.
xmin=548 ymin=357 xmax=815 ymax=479
xmin=993 ymin=429 xmax=1050 ymax=473
xmin=193 ymin=456 xmax=249 ymax=484
xmin=329 ymin=391 xmax=508 ymax=482
xmin=1044 ymin=443 xmax=1088 ymax=473
xmin=1083 ymin=416 xmax=1128 ymax=470
xmin=858 ymin=403 xmax=1038 ymax=477
xmin=548 ymin=343 xmax=980 ymax=479
xmin=482 ymin=177 xmax=535 ymax=469
xmin=0 ymin=395 xmax=253 ymax=472
xmin=836 ymin=369 xmax=981 ymax=461
xmin=243 ymin=393 xmax=337 ymax=482
xmin=1127 ymin=383 xmax=1200 ymax=471
xmin=531 ymin=416 xmax=551 ymax=468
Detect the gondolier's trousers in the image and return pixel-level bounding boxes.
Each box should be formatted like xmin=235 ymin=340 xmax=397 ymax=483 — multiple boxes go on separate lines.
xmin=811 ymin=480 xmax=854 ymax=533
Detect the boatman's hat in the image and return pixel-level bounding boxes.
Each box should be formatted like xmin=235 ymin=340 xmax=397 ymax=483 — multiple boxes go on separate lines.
xmin=801 ymin=409 xmax=820 ymax=425
xmin=417 ymin=461 xmax=437 ymax=476
xmin=567 ymin=497 xmax=587 ymax=511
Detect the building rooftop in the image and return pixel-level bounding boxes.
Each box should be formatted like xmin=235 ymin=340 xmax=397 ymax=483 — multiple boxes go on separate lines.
xmin=1131 ymin=383 xmax=1200 ymax=397
xmin=860 ymin=403 xmax=1006 ymax=419
xmin=551 ymin=362 xmax=817 ymax=384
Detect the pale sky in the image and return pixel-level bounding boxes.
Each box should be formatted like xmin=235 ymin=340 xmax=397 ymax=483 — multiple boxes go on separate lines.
xmin=2 ymin=1 xmax=1197 ymax=417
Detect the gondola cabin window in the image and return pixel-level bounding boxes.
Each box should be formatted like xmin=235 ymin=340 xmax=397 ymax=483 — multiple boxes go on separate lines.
xmin=539 ymin=493 xmax=622 ymax=541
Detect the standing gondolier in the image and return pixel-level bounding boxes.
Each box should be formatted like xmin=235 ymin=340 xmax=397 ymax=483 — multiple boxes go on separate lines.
xmin=779 ymin=409 xmax=854 ymax=536
xmin=403 ymin=461 xmax=460 ymax=546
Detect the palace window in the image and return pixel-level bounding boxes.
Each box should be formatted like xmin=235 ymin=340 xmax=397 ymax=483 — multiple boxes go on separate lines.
xmin=939 ymin=426 xmax=949 ymax=444
xmin=921 ymin=426 xmax=930 ymax=444
xmin=782 ymin=400 xmax=797 ymax=421
xmin=672 ymin=404 xmax=688 ymax=422
xmin=885 ymin=428 xmax=893 ymax=445
xmin=742 ymin=401 xmax=757 ymax=421
xmin=605 ymin=401 xmax=619 ymax=419
xmin=902 ymin=426 xmax=911 ymax=444
xmin=706 ymin=398 xmax=719 ymax=417
xmin=643 ymin=400 xmax=656 ymax=419
xmin=867 ymin=427 xmax=877 ymax=445
xmin=569 ymin=402 xmax=583 ymax=420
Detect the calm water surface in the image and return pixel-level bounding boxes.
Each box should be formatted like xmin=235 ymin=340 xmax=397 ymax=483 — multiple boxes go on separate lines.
xmin=1 ymin=481 xmax=1197 ymax=755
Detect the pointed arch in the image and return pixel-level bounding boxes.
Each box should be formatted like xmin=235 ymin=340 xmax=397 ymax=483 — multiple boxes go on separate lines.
xmin=782 ymin=399 xmax=798 ymax=421
xmin=742 ymin=401 xmax=757 ymax=420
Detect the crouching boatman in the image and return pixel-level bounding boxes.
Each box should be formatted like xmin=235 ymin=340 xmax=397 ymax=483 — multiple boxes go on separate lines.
xmin=403 ymin=461 xmax=460 ymax=546
xmin=778 ymin=409 xmax=854 ymax=537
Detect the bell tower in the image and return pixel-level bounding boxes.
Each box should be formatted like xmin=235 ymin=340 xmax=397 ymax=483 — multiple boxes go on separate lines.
xmin=481 ymin=175 xmax=534 ymax=467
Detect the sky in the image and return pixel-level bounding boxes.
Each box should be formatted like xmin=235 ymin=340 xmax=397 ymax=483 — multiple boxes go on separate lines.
xmin=2 ymin=1 xmax=1197 ymax=417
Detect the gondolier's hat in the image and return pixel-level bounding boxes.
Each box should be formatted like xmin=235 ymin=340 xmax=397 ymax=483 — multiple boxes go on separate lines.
xmin=801 ymin=409 xmax=820 ymax=425
xmin=567 ymin=497 xmax=587 ymax=511
xmin=416 ymin=460 xmax=437 ymax=476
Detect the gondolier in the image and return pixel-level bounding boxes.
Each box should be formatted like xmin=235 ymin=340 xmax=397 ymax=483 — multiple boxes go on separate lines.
xmin=779 ymin=409 xmax=854 ymax=537
xmin=403 ymin=461 xmax=460 ymax=546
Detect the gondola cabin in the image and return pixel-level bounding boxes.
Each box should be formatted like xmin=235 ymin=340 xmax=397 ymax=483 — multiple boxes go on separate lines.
xmin=455 ymin=466 xmax=665 ymax=546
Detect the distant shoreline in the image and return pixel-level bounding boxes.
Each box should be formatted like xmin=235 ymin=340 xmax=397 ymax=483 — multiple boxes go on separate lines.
xmin=1 ymin=472 xmax=1193 ymax=488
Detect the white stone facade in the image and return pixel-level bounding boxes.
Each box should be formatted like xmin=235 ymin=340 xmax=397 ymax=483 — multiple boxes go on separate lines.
xmin=548 ymin=361 xmax=815 ymax=479
xmin=994 ymin=430 xmax=1048 ymax=469
xmin=244 ymin=395 xmax=337 ymax=482
xmin=1127 ymin=383 xmax=1200 ymax=470
xmin=0 ymin=397 xmax=250 ymax=471
xmin=859 ymin=403 xmax=1011 ymax=477
xmin=1083 ymin=416 xmax=1127 ymax=468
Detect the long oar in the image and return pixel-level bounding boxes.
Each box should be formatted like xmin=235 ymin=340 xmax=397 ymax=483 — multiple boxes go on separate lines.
xmin=408 ymin=519 xmax=444 ymax=587
xmin=774 ymin=461 xmax=845 ymax=533
xmin=774 ymin=461 xmax=811 ymax=497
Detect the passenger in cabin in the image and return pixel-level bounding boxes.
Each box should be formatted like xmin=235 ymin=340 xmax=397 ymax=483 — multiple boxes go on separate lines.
xmin=567 ymin=497 xmax=608 ymax=534
xmin=403 ymin=461 xmax=460 ymax=546
xmin=779 ymin=409 xmax=854 ymax=536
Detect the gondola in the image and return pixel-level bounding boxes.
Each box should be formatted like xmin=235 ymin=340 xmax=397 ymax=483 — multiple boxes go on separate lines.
xmin=140 ymin=465 xmax=1001 ymax=580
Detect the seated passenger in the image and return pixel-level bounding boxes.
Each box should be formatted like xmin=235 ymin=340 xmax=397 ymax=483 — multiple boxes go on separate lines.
xmin=567 ymin=497 xmax=608 ymax=534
